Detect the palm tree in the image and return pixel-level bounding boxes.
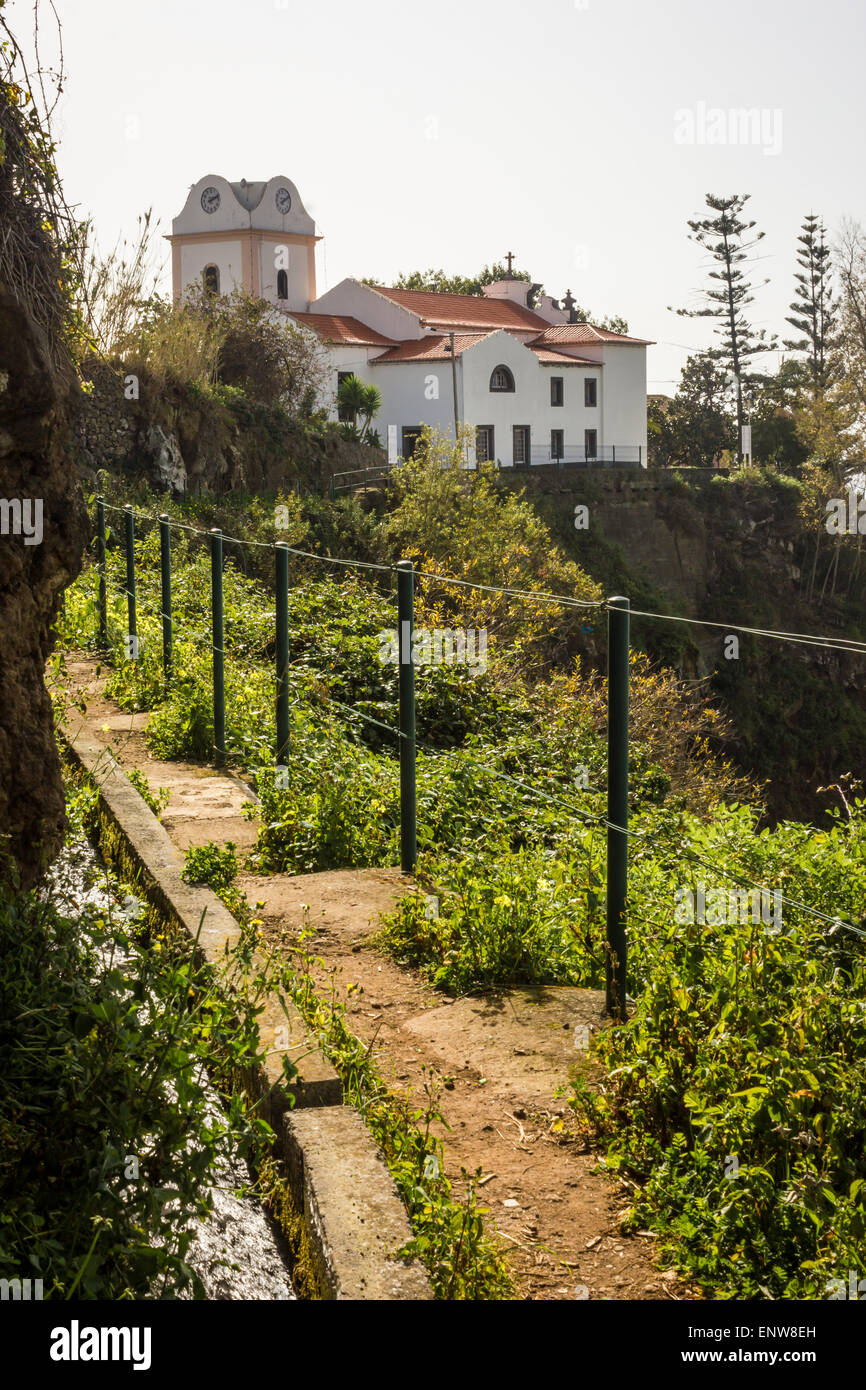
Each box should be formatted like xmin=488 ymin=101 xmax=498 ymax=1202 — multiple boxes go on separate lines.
xmin=359 ymin=384 xmax=382 ymax=441
xmin=337 ymin=374 xmax=367 ymax=434
xmin=336 ymin=375 xmax=382 ymax=441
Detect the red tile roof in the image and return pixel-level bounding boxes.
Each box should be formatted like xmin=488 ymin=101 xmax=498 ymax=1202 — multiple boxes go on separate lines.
xmin=289 ymin=313 xmax=397 ymax=347
xmin=371 ymin=333 xmax=491 ymax=364
xmin=533 ymin=323 xmax=653 ymax=346
xmin=370 ymin=285 xmax=551 ymax=332
xmin=530 ymin=347 xmax=598 ymax=365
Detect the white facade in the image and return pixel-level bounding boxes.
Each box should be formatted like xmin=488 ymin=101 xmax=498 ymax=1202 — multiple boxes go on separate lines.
xmin=169 ymin=174 xmax=320 ymax=311
xmin=460 ymin=332 xmax=600 ymax=468
xmin=169 ymin=177 xmax=651 ymax=467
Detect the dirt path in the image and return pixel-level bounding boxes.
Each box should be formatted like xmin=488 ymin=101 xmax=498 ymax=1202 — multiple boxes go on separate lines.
xmin=60 ymin=656 xmax=695 ymax=1302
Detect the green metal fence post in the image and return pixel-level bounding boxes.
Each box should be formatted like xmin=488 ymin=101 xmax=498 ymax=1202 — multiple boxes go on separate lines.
xmin=275 ymin=542 xmax=290 ymax=770
xmin=210 ymin=529 xmax=226 ymax=767
xmin=96 ymin=495 xmax=108 ymax=648
xmin=123 ymin=504 xmax=137 ymax=659
xmin=397 ymin=560 xmax=417 ymax=874
xmin=159 ymin=513 xmax=172 ymax=682
xmin=606 ymin=595 xmax=630 ymax=1021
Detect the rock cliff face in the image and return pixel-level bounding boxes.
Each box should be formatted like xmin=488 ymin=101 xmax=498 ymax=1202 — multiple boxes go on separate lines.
xmin=0 ymin=287 xmax=87 ymax=887
xmin=73 ymin=357 xmax=381 ymax=498
xmin=509 ymin=468 xmax=866 ymax=823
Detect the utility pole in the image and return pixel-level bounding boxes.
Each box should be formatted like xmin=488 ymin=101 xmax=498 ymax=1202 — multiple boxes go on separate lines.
xmin=728 ymin=374 xmax=752 ymax=468
xmin=448 ymin=331 xmax=460 ymax=444
xmin=742 ymin=386 xmax=754 ymax=465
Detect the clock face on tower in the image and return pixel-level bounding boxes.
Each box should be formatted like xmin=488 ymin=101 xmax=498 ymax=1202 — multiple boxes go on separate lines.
xmin=201 ymin=186 xmax=221 ymax=214
xmin=275 ymin=187 xmax=292 ymax=215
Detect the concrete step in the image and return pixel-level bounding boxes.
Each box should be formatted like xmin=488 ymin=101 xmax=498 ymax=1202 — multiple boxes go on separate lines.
xmin=283 ymin=1107 xmax=432 ymax=1300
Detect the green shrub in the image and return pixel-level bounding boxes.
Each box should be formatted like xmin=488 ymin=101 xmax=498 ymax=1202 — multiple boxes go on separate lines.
xmin=571 ymin=800 xmax=866 ymax=1298
xmin=182 ymin=841 xmax=251 ymax=925
xmin=251 ymin=715 xmax=400 ymax=874
xmin=0 ymin=874 xmax=274 ymax=1298
xmin=127 ymin=768 xmax=169 ymax=817
xmin=380 ymin=843 xmax=604 ymax=994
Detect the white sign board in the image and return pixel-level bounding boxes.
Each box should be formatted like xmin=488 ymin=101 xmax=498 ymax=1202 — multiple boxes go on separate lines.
xmin=741 ymin=425 xmax=752 ymax=459
xmin=387 ymin=425 xmax=398 ymax=465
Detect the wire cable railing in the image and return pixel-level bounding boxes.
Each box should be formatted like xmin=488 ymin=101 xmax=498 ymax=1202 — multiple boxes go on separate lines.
xmin=86 ymin=495 xmax=866 ymax=994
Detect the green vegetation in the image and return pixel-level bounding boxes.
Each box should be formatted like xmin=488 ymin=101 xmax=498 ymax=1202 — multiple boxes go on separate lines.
xmin=182 ymin=841 xmax=251 ymax=926
xmin=127 ymin=767 xmax=169 ymax=818
xmin=54 ymin=429 xmax=866 ymax=1301
xmin=379 ymin=843 xmax=600 ymax=994
xmin=0 ymin=784 xmax=280 ymax=1299
xmin=571 ymin=799 xmax=866 ymax=1299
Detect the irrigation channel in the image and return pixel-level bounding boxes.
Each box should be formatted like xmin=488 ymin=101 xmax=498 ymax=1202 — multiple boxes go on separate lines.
xmin=43 ymin=836 xmax=295 ymax=1300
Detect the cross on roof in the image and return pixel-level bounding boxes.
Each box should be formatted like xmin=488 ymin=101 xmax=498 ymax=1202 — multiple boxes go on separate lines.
xmin=505 ymin=251 xmax=516 ymax=278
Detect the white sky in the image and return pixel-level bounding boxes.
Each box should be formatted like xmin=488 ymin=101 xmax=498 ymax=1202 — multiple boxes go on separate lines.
xmin=12 ymin=0 xmax=866 ymax=390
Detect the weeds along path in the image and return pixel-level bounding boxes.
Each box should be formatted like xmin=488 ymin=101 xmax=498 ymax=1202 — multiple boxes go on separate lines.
xmin=59 ymin=654 xmax=695 ymax=1303
xmin=242 ymin=868 xmax=694 ymax=1302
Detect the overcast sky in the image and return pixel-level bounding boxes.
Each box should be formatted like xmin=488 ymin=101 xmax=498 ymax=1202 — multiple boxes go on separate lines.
xmin=14 ymin=0 xmax=866 ymax=390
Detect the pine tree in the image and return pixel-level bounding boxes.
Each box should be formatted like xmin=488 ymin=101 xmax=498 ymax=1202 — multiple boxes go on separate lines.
xmin=671 ymin=193 xmax=777 ymax=461
xmin=783 ymin=214 xmax=837 ymax=395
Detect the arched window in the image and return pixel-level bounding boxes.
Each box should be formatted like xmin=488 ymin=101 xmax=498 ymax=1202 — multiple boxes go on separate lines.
xmin=203 ymin=264 xmax=220 ymax=295
xmin=277 ymin=269 xmax=289 ymax=301
xmin=490 ymin=365 xmax=515 ymax=393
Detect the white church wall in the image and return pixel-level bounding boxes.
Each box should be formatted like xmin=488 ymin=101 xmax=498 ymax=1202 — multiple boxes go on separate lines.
xmin=370 ymin=360 xmax=459 ymax=448
xmin=174 ymin=176 xmax=255 ymax=235
xmin=539 ymin=364 xmax=605 ymax=459
xmin=297 ymin=342 xmax=436 ymax=431
xmin=173 ymin=175 xmax=316 ymax=238
xmin=258 ymin=240 xmax=314 ymax=311
xmin=557 ymin=343 xmax=605 ymax=364
xmin=311 ymin=280 xmax=423 ymax=342
xmin=241 ymin=176 xmax=317 ymax=236
xmin=320 ymin=345 xmax=383 ymax=417
xmin=598 ymin=348 xmax=649 ymax=465
xmin=461 ymin=331 xmax=536 ymax=451
xmin=295 ymin=331 xmax=646 ymax=468
xmin=180 ymin=241 xmax=244 ymax=297
xmin=461 ymin=333 xmax=602 ymax=466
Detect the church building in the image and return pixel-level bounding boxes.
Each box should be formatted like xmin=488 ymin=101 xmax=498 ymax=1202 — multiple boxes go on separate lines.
xmin=169 ymin=175 xmax=651 ymax=468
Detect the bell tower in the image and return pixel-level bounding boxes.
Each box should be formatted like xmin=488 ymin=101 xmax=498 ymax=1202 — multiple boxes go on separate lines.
xmin=168 ymin=175 xmax=322 ymax=311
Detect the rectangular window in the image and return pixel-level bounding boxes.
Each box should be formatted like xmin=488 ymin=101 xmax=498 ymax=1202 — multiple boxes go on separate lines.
xmin=476 ymin=426 xmax=495 ymax=464
xmin=513 ymin=426 xmax=530 ymax=468
xmin=585 ymin=428 xmax=598 ymax=460
xmin=551 ymin=376 xmax=564 ymax=407
xmin=585 ymin=377 xmax=598 ymax=408
xmin=551 ymin=429 xmax=564 ymax=461
xmin=338 ymin=371 xmax=353 ymax=423
xmin=401 ymin=427 xmax=423 ymax=460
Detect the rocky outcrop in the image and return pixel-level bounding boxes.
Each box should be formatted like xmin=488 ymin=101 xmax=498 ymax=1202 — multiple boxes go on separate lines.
xmin=72 ymin=356 xmax=384 ymax=498
xmin=0 ymin=287 xmax=87 ymax=887
xmin=143 ymin=423 xmax=187 ymax=494
xmin=509 ymin=467 xmax=866 ymax=823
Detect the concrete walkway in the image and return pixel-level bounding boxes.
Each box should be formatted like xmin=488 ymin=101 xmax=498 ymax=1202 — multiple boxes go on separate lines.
xmin=61 ymin=655 xmax=692 ymax=1302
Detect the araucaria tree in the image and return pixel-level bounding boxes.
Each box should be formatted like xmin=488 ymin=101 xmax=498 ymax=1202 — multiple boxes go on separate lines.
xmin=834 ymin=219 xmax=866 ymax=451
xmin=672 ymin=193 xmax=777 ymax=461
xmin=648 ymin=353 xmax=734 ymax=467
xmin=784 ymin=214 xmax=837 ymax=395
